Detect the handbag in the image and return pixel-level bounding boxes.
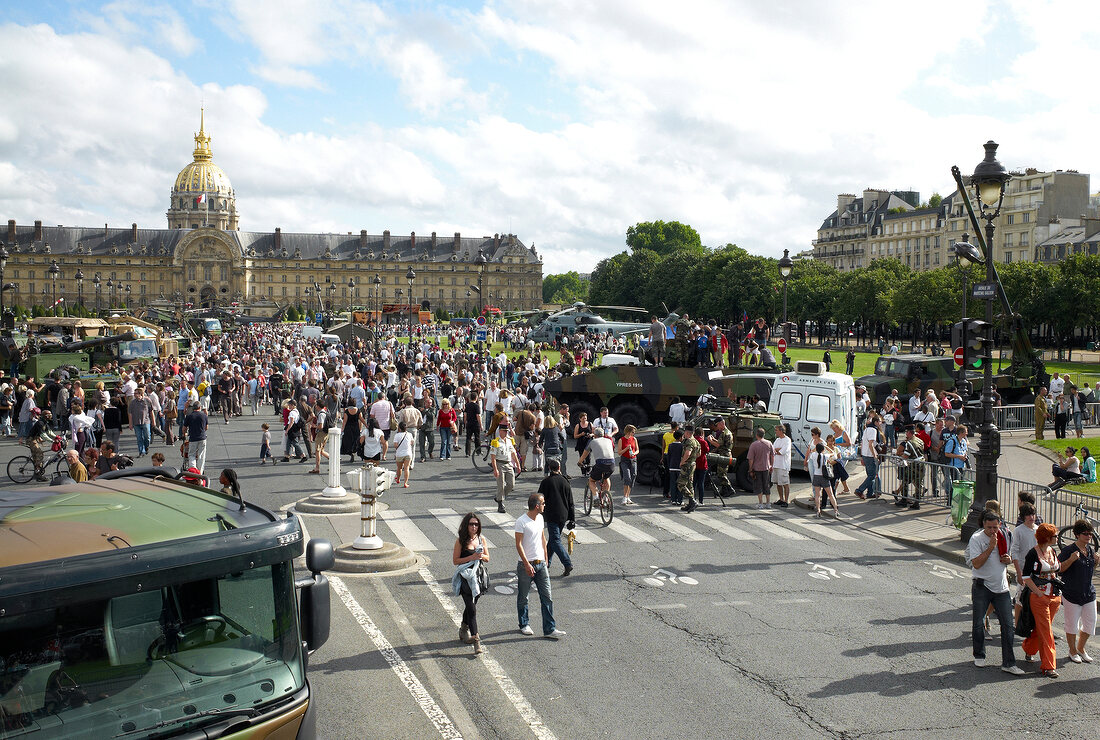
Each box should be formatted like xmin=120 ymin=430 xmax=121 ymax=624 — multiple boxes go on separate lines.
xmin=1014 ymin=590 xmax=1035 ymax=638
xmin=476 ymin=537 xmax=490 ymax=592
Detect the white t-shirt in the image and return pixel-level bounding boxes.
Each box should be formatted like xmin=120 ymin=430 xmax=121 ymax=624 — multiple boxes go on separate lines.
xmin=362 ymin=428 xmax=385 ymax=458
xmin=771 ymin=435 xmax=792 ymax=470
xmin=669 ymin=402 xmax=688 ymax=424
xmin=860 ymin=425 xmax=879 ymax=457
xmin=1049 ymin=377 xmax=1065 ymax=395
xmin=392 ymin=431 xmax=414 ymax=459
xmin=515 ymin=512 xmax=546 ymax=561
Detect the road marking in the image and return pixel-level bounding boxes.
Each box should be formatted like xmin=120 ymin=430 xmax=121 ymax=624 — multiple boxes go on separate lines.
xmin=639 ymin=513 xmax=711 ymax=541
xmin=477 ymin=506 xmax=606 ymax=545
xmin=431 ymin=507 xmax=499 ymax=549
xmin=570 ymin=607 xmax=618 ymax=614
xmin=684 ymin=511 xmax=759 ymax=540
xmin=723 ymin=510 xmax=807 ymax=540
xmin=775 ymin=598 xmax=813 ymax=604
xmin=330 ymin=576 xmax=462 ymax=740
xmin=418 ymin=567 xmax=558 ymax=740
xmin=712 ymin=600 xmax=753 ymax=606
xmin=787 ymin=519 xmax=857 ymax=541
xmin=566 ymin=525 xmax=606 ymax=545
xmin=606 ymin=518 xmax=658 ymax=543
xmin=380 ymin=509 xmax=437 ymax=551
xmin=644 ymin=603 xmax=687 ymax=610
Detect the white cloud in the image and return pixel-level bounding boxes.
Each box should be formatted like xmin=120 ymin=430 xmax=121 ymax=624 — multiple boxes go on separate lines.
xmin=82 ymin=1 xmax=202 ymax=56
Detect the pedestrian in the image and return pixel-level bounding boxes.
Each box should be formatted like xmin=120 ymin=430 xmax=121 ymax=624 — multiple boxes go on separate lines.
xmin=578 ymin=427 xmax=616 ymax=508
xmin=463 ymin=391 xmax=482 ymax=458
xmin=692 ymin=426 xmax=709 ymax=504
xmin=392 ymin=421 xmax=414 ymax=487
xmin=854 ymin=413 xmax=881 ymax=500
xmin=1009 ymin=503 xmax=1038 ymax=625
xmin=771 ymin=423 xmax=792 ymax=507
xmin=127 ymin=387 xmax=153 ymax=458
xmin=65 ymin=448 xmax=88 ymax=482
xmin=666 ymin=428 xmax=684 ymax=505
xmin=341 ymin=404 xmax=364 ymax=463
xmin=490 ymin=422 xmax=520 ymax=513
xmin=1035 ymin=387 xmax=1048 ymax=440
xmin=1059 ymin=519 xmax=1096 ymax=664
xmin=966 ymin=511 xmax=1025 ymax=675
xmin=1020 ymin=523 xmax=1062 ymax=677
xmin=361 ymin=416 xmax=387 ymax=463
xmin=309 ymin=400 xmax=333 ymax=474
xmin=539 ymin=413 xmax=564 ymax=475
xmin=706 ymin=418 xmax=734 ymax=499
xmin=419 ymin=395 xmax=437 ymax=462
xmin=616 ymin=424 xmax=638 ymax=506
xmin=676 ymin=423 xmax=700 ymax=512
xmin=845 ymin=349 xmax=855 ymax=375
xmin=894 ymin=425 xmax=925 ymax=510
xmin=437 ymin=398 xmax=457 ymax=460
xmin=514 ymin=493 xmax=565 ymax=640
xmin=181 ymin=401 xmax=209 ymax=474
xmin=808 ymin=442 xmax=839 ymax=518
xmin=259 ymin=422 xmax=274 ymax=465
xmin=539 ymin=459 xmax=575 ymax=576
xmin=282 ymin=400 xmax=307 ymax=463
xmin=747 ymin=427 xmax=774 ymax=510
xmin=452 ymin=511 xmax=489 ymax=654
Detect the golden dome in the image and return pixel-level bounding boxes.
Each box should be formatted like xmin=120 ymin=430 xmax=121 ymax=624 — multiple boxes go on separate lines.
xmin=172 ymin=109 xmax=234 ymax=196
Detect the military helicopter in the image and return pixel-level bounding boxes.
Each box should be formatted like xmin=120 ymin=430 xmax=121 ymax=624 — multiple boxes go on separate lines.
xmin=528 ymin=302 xmax=671 ymax=343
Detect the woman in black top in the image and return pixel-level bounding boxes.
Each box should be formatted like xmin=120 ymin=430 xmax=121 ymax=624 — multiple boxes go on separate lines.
xmin=341 ymin=405 xmax=363 ymax=462
xmin=573 ymin=412 xmax=593 ymax=475
xmin=1021 ymin=523 xmax=1062 ymax=677
xmin=451 ymin=512 xmax=489 ymax=655
xmin=1058 ymin=519 xmax=1096 ymax=664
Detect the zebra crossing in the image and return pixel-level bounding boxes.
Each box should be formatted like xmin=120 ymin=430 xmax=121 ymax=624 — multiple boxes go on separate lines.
xmin=365 ymin=503 xmax=868 ymax=554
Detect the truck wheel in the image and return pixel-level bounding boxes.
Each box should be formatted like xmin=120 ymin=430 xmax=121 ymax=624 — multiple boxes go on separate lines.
xmin=569 ymin=400 xmax=598 ymax=427
xmin=637 ymin=446 xmax=662 ymax=486
xmin=734 ymin=456 xmax=753 ymax=492
xmin=611 ymin=401 xmax=649 ymax=430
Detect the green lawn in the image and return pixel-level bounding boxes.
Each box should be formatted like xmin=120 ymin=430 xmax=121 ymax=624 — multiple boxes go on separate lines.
xmin=1027 ymin=437 xmax=1100 ymax=495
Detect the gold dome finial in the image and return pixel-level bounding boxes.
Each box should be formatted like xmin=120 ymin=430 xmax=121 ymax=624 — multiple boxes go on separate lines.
xmin=193 ymin=107 xmax=212 ymax=162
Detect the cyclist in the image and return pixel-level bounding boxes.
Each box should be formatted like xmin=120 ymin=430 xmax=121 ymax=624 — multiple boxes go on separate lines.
xmin=577 ymin=427 xmax=615 ymax=506
xmin=26 ymin=408 xmax=55 ymax=482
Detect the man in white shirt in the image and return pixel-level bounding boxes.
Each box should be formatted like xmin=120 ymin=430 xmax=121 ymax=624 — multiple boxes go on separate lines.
xmin=854 ymin=415 xmax=880 ymax=499
xmin=514 ymin=493 xmax=565 ymax=640
xmin=592 ymin=407 xmax=618 ymax=437
xmin=370 ymin=396 xmax=395 ymax=439
xmin=966 ymin=512 xmax=1024 ymax=674
xmin=1049 ymin=374 xmax=1064 ymax=397
xmin=771 ymin=423 xmax=792 ymax=507
xmin=668 ymin=396 xmax=689 ymax=424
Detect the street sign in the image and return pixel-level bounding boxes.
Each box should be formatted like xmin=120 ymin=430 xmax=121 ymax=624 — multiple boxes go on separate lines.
xmin=476 ymin=328 xmax=487 ymax=342
xmin=971 ymin=282 xmax=996 ymax=299
xmin=953 ymin=346 xmax=965 ymax=366
xmin=777 ymin=338 xmax=787 ymax=354
xmin=475 ymin=316 xmax=486 ymax=326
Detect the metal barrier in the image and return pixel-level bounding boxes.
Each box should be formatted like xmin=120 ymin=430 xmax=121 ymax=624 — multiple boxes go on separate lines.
xmin=876 ymin=456 xmax=973 ymax=507
xmin=990 ymin=402 xmax=1100 ymax=432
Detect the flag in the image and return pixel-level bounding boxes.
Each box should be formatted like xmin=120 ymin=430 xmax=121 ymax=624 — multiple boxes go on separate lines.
xmin=195 ymin=193 xmax=207 ymax=205
xmin=741 ymin=309 xmax=748 ymax=323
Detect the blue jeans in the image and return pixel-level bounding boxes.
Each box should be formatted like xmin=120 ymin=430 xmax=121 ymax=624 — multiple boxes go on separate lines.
xmin=133 ymin=423 xmax=151 ymax=456
xmin=972 ymin=580 xmax=1016 ymax=666
xmin=516 ymin=561 xmax=556 ymax=635
xmin=545 ymin=522 xmax=572 ymax=569
xmin=855 ymin=455 xmax=880 ymax=497
xmin=439 ymin=427 xmax=453 ymax=459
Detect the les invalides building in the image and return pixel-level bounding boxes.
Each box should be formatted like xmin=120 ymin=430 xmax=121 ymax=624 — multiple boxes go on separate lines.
xmin=1 ymin=113 xmax=543 ymax=315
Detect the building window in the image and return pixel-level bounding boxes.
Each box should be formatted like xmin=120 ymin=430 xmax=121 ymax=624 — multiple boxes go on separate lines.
xmin=1004 ymin=252 xmax=1013 ymax=263
xmin=1006 ymin=214 xmax=1014 ymax=225
xmin=220 ymin=265 xmax=228 ymax=282
xmin=1022 ymin=213 xmax=1031 ymax=223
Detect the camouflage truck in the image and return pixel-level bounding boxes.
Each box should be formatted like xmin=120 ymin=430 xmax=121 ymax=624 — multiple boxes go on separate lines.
xmin=634 ymin=401 xmax=783 ymax=490
xmin=0 ymin=467 xmax=332 ymax=739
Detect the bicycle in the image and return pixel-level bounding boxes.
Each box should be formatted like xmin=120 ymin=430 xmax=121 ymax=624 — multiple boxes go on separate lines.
xmin=1057 ymin=502 xmax=1100 ymax=550
xmin=471 ymin=440 xmax=492 ymax=473
xmin=582 ymin=466 xmax=614 ymax=526
xmin=8 ymin=435 xmax=68 ymax=484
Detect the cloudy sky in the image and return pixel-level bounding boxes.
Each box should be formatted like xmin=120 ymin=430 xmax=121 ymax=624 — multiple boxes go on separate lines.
xmin=1 ymin=0 xmax=1098 ymax=274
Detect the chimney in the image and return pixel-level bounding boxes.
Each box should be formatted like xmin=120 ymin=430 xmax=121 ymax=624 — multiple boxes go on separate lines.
xmin=104 ymin=223 xmax=108 ymax=239
xmin=494 ymin=233 xmax=500 ymax=249
xmin=274 ymin=227 xmax=282 ymax=251
xmin=360 ymin=229 xmax=367 ymax=250
xmin=383 ymin=230 xmax=391 ymax=250
xmin=453 ymin=232 xmax=461 ymax=250
xmin=7 ymin=220 xmax=14 ymax=242
xmin=430 ymin=231 xmax=437 ymax=254
xmin=131 ymin=223 xmax=138 ymax=243
xmin=34 ymin=220 xmax=43 ymax=242
xmin=410 ymin=231 xmax=416 ymax=252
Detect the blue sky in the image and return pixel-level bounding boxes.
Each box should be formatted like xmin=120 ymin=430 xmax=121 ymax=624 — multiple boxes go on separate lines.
xmin=1 ymin=1 xmax=1099 ymax=274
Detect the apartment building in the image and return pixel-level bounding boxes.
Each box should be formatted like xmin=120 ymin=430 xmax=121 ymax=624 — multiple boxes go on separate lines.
xmin=812 ymin=189 xmax=917 ymax=271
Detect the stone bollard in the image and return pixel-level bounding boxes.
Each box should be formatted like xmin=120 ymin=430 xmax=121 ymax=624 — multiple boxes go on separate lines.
xmin=322 ymin=426 xmax=346 ymax=497
xmin=333 ymin=463 xmax=420 ymax=573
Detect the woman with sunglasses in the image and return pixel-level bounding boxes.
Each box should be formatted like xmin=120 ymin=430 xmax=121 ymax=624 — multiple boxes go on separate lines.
xmin=452 ymin=512 xmax=490 ymax=654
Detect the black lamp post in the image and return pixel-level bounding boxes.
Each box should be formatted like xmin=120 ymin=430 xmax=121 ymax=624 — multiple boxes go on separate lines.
xmin=41 ymin=285 xmax=48 ymax=312
xmin=956 ymin=140 xmax=1011 ymax=541
xmin=93 ymin=274 xmax=101 ymax=313
xmin=75 ymin=268 xmax=84 ymax=313
xmin=106 ymin=278 xmax=114 ymax=309
xmin=406 ymin=267 xmax=415 ymax=341
xmin=348 ymin=277 xmax=356 ymax=311
xmin=778 ymin=248 xmax=793 ymax=360
xmin=475 ymin=249 xmax=486 ymax=315
xmin=125 ymin=284 xmax=132 ymax=308
xmin=372 ymin=274 xmax=381 ymax=324
xmin=465 ymin=289 xmax=471 ymax=317
xmin=48 ymin=260 xmax=60 ymax=316
xmin=0 ymin=245 xmax=8 ymax=316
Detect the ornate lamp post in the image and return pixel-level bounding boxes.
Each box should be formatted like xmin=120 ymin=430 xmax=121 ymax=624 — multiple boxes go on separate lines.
xmin=106 ymin=278 xmax=114 ymax=309
xmin=75 ymin=268 xmax=84 ymax=313
xmin=41 ymin=285 xmax=48 ymax=312
xmin=0 ymin=245 xmax=8 ymax=316
xmin=955 ymin=141 xmax=1011 ymax=540
xmin=48 ymin=260 xmax=60 ymax=316
xmin=372 ymin=274 xmax=381 ymax=324
xmin=348 ymin=277 xmax=356 ymax=311
xmin=93 ymin=274 xmax=101 ymax=313
xmin=465 ymin=289 xmax=471 ymax=317
xmin=475 ymin=248 xmax=486 ymax=315
xmin=125 ymin=284 xmax=132 ymax=308
xmin=778 ymin=248 xmax=793 ymax=361
xmin=406 ymin=267 xmax=415 ymax=341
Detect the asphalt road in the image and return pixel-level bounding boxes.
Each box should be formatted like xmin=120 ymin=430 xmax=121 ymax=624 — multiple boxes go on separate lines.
xmin=5 ymin=415 xmax=1098 ymax=739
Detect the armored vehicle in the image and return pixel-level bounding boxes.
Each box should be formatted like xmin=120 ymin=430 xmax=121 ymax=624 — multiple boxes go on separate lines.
xmin=857 ymin=353 xmax=1038 ymax=413
xmin=0 ymin=468 xmax=332 ymax=739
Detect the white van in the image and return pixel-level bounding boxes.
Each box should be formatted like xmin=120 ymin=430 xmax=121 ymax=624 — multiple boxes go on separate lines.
xmin=299 ymin=325 xmax=322 ymax=340
xmin=768 ymin=361 xmax=856 ymax=464
xmin=321 ymin=333 xmax=340 ymax=345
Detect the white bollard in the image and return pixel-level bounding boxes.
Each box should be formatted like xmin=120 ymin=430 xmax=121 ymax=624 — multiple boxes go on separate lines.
xmin=349 ymin=466 xmax=384 ymax=550
xmin=322 ymin=426 xmax=347 ymax=497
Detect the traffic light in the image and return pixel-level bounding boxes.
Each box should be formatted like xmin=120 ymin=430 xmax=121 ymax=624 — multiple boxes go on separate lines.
xmin=953 ymin=318 xmax=992 ymax=370
xmin=367 ymin=466 xmax=395 ymax=496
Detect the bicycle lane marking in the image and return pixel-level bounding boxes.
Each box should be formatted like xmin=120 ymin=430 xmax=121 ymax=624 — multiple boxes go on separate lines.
xmin=330 ymin=576 xmax=463 ymax=740
xmin=418 ymin=566 xmax=559 ymax=740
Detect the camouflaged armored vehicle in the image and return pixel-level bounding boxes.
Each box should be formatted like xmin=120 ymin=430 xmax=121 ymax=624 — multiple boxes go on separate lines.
xmin=857 ymin=354 xmax=1037 ymax=413
xmin=542 ymin=363 xmax=778 ymax=430
xmin=0 ymin=467 xmax=333 ymax=739
xmin=633 ymin=401 xmax=783 ymax=490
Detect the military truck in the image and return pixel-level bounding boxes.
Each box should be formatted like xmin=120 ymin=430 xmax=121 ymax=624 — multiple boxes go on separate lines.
xmin=105 ymin=315 xmax=181 ymax=363
xmin=856 ymin=353 xmax=1038 ymax=414
xmin=0 ymin=468 xmax=332 ymax=739
xmin=542 ymin=363 xmax=778 ymax=430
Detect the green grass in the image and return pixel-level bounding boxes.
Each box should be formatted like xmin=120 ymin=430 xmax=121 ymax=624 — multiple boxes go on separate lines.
xmin=1027 ymin=437 xmax=1100 ymax=495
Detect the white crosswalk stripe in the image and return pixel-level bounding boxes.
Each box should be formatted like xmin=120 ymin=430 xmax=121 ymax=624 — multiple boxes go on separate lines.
xmin=379 ymin=509 xmax=437 ymax=551
xmin=430 ymin=508 xmax=500 ymax=549
xmin=683 ymin=511 xmax=759 ymax=541
xmin=605 ymin=518 xmax=658 ymax=543
xmin=639 ymin=513 xmax=712 ymax=541
xmin=475 ymin=505 xmax=607 ymax=544
xmin=722 ymin=509 xmax=808 ymax=540
xmin=787 ymin=519 xmax=857 ymax=541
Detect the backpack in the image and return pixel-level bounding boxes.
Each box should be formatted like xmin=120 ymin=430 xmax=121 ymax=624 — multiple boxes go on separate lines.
xmin=322 ymin=410 xmax=336 ymax=431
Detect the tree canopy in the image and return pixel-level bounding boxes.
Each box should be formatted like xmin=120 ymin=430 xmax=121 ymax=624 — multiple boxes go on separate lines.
xmin=542 ymin=271 xmax=589 ymax=304
xmin=625 ymin=220 xmax=703 ymax=257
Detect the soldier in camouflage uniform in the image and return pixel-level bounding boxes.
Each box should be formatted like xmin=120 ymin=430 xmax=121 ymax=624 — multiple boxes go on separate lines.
xmin=673 ymin=314 xmax=692 ymax=368
xmin=678 ymin=422 xmax=700 ymax=512
xmin=706 ymin=418 xmax=734 ymax=497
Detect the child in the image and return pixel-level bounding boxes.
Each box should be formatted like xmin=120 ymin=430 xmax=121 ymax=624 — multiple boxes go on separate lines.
xmin=260 ymin=422 xmax=275 ymax=465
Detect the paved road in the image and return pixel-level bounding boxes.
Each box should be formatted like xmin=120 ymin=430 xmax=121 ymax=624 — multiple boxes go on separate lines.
xmin=3 ymin=416 xmax=1097 ymax=738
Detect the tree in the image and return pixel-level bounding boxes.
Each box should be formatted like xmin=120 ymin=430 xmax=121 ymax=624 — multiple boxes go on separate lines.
xmin=587 ymin=252 xmax=630 ymax=306
xmin=625 ymin=221 xmax=703 ymax=257
xmin=542 ymin=271 xmax=589 ymax=304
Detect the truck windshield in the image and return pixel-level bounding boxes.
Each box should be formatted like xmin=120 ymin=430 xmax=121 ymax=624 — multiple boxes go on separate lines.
xmin=0 ymin=563 xmax=303 ymax=739
xmin=116 ymin=339 xmax=159 ymax=361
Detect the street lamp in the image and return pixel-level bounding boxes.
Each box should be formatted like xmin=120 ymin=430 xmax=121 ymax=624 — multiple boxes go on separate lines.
xmin=372 ymin=274 xmax=381 ymax=325
xmin=406 ymin=266 xmax=415 ymax=343
xmin=41 ymin=285 xmax=48 ymax=313
xmin=125 ymin=284 xmax=132 ymax=308
xmin=0 ymin=245 xmax=8 ymax=317
xmin=75 ymin=268 xmax=84 ymax=313
xmin=475 ymin=248 xmax=486 ymax=315
xmin=778 ymin=248 xmax=793 ymax=361
xmin=348 ymin=277 xmax=356 ymax=311
xmin=48 ymin=260 xmax=60 ymax=316
xmin=93 ymin=274 xmax=101 ymax=313
xmin=465 ymin=289 xmax=471 ymax=317
xmin=106 ymin=278 xmax=114 ymax=309
xmin=956 ymin=140 xmax=1011 ymax=541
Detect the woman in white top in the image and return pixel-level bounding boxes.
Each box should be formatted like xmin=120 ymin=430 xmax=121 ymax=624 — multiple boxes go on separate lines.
xmin=808 ymin=442 xmax=839 ymax=518
xmin=360 ymin=416 xmax=388 ymax=463
xmin=391 ymin=421 xmax=415 ymax=488
xmin=68 ymin=403 xmax=97 ymax=454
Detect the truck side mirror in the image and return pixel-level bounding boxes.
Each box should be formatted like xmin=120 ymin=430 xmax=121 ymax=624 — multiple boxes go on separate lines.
xmin=298 ymin=539 xmax=333 ymax=654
